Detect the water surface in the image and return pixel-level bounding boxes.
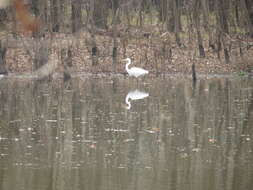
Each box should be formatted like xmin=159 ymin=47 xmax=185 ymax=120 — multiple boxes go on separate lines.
xmin=0 ymin=75 xmax=252 ymax=190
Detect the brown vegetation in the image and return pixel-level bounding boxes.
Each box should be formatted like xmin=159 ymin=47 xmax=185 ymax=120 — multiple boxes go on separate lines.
xmin=14 ymin=0 xmax=39 ymax=33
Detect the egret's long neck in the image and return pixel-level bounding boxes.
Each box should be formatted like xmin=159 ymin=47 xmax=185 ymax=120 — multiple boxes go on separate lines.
xmin=125 ymin=96 xmax=131 ymax=109
xmin=125 ymin=60 xmax=131 ymax=72
xmin=126 ymin=100 xmax=131 ymax=109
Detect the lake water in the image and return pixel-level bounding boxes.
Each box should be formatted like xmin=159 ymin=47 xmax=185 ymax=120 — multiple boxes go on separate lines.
xmin=0 ymin=75 xmax=252 ymax=190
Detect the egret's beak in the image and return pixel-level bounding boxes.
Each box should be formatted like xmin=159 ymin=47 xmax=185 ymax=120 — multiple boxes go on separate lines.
xmin=122 ymin=59 xmax=127 ymax=61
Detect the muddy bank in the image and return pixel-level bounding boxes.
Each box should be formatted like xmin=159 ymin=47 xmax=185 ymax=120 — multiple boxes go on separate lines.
xmin=3 ymin=29 xmax=253 ymax=76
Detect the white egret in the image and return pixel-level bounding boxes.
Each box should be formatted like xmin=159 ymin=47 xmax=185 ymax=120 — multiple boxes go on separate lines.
xmin=125 ymin=89 xmax=149 ymax=110
xmin=123 ymin=58 xmax=149 ymax=77
xmin=0 ymin=74 xmax=6 ymax=80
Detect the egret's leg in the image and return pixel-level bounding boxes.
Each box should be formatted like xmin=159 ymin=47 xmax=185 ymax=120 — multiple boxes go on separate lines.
xmin=136 ymin=77 xmax=140 ymax=87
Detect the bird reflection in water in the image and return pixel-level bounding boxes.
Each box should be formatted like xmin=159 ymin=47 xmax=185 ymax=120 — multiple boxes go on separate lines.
xmin=125 ymin=89 xmax=149 ymax=110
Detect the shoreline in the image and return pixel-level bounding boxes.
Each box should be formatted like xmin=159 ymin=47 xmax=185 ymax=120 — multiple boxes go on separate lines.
xmin=0 ymin=70 xmax=248 ymax=81
xmin=2 ymin=31 xmax=253 ymax=77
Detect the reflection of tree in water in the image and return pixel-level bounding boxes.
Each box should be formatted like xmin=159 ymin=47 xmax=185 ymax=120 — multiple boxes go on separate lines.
xmin=0 ymin=77 xmax=252 ymax=190
xmin=232 ymin=87 xmax=253 ymax=190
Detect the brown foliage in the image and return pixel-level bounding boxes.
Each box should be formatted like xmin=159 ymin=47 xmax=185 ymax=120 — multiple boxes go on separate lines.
xmin=13 ymin=0 xmax=39 ymax=33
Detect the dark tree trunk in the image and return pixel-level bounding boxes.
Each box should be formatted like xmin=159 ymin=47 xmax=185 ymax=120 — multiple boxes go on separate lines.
xmin=72 ymin=0 xmax=82 ymax=33
xmin=0 ymin=9 xmax=7 ymax=25
xmin=224 ymin=48 xmax=230 ymax=63
xmin=235 ymin=1 xmax=240 ymax=25
xmin=30 ymin=1 xmax=49 ymax=70
xmin=173 ymin=0 xmax=182 ymax=46
xmin=159 ymin=0 xmax=168 ymax=22
xmin=51 ymin=0 xmax=60 ymax=32
xmin=217 ymin=34 xmax=222 ymax=59
xmin=192 ymin=63 xmax=197 ymax=86
xmin=61 ymin=47 xmax=72 ymax=81
xmin=0 ymin=41 xmax=7 ymax=75
xmin=34 ymin=43 xmax=49 ymax=70
xmin=93 ymin=0 xmax=108 ymax=29
xmin=242 ymin=0 xmax=253 ymax=36
xmin=194 ymin=0 xmax=205 ymax=57
xmin=112 ymin=1 xmax=119 ymax=66
xmin=31 ymin=0 xmax=40 ymax=37
xmin=216 ymin=0 xmax=230 ymax=63
xmin=112 ymin=0 xmax=119 ymax=15
xmin=245 ymin=0 xmax=253 ymax=25
xmin=31 ymin=0 xmax=39 ymax=16
xmin=218 ymin=0 xmax=229 ymax=34
xmin=201 ymin=0 xmax=215 ymax=50
xmin=166 ymin=0 xmax=174 ymax=32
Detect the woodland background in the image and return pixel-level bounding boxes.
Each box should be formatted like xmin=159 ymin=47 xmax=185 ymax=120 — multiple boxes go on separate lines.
xmin=0 ymin=0 xmax=253 ymax=77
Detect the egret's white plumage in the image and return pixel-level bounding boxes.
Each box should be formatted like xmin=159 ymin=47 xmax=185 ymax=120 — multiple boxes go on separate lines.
xmin=125 ymin=90 xmax=149 ymax=110
xmin=0 ymin=74 xmax=5 ymax=80
xmin=124 ymin=58 xmax=149 ymax=77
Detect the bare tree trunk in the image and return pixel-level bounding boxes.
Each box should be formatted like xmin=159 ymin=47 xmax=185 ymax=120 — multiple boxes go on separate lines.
xmin=235 ymin=0 xmax=240 ymax=26
xmin=72 ymin=0 xmax=82 ymax=33
xmin=0 ymin=41 xmax=7 ymax=75
xmin=165 ymin=0 xmax=181 ymax=46
xmin=59 ymin=0 xmax=67 ymax=32
xmin=61 ymin=47 xmax=72 ymax=81
xmin=112 ymin=5 xmax=119 ymax=66
xmin=30 ymin=0 xmax=40 ymax=37
xmin=89 ymin=0 xmax=98 ymax=66
xmin=0 ymin=9 xmax=7 ymax=25
xmin=166 ymin=0 xmax=174 ymax=32
xmin=41 ymin=1 xmax=48 ymax=30
xmin=219 ymin=0 xmax=229 ymax=34
xmin=31 ymin=1 xmax=50 ymax=70
xmin=216 ymin=33 xmax=222 ymax=59
xmin=185 ymin=1 xmax=194 ymax=44
xmin=216 ymin=0 xmax=230 ymax=63
xmin=93 ymin=0 xmax=108 ymax=29
xmin=51 ymin=0 xmax=60 ymax=32
xmin=192 ymin=63 xmax=197 ymax=86
xmin=240 ymin=0 xmax=253 ymax=37
xmin=193 ymin=0 xmax=205 ymax=57
xmin=173 ymin=0 xmax=182 ymax=46
xmin=159 ymin=0 xmax=168 ymax=22
xmin=138 ymin=0 xmax=144 ymax=27
xmin=201 ymin=0 xmax=215 ymax=49
xmin=124 ymin=4 xmax=131 ymax=27
xmin=31 ymin=0 xmax=39 ymax=16
xmin=34 ymin=42 xmax=49 ymax=70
